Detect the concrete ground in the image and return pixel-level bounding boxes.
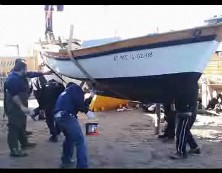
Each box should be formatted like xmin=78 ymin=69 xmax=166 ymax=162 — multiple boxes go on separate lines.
xmin=0 ymin=100 xmax=222 ymax=168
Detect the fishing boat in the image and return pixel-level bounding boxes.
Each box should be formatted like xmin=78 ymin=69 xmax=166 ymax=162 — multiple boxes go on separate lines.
xmin=40 ymin=7 xmax=222 ymax=103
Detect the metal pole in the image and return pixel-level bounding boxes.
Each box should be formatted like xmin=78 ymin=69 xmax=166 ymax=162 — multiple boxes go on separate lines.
xmin=16 ymin=44 xmax=20 ymax=56
xmin=5 ymin=44 xmax=20 ymax=56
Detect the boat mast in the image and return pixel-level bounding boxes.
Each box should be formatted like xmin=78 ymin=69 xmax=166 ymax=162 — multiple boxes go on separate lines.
xmin=44 ymin=5 xmax=64 ymax=42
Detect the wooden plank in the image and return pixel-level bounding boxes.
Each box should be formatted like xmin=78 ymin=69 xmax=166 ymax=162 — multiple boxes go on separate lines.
xmin=67 ymin=25 xmax=96 ymax=85
xmin=154 ymin=103 xmax=161 ymax=135
xmin=197 ymin=109 xmax=221 ymax=116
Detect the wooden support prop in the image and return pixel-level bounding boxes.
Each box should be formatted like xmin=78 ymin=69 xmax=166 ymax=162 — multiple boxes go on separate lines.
xmin=67 ymin=25 xmax=97 ymax=85
xmin=66 ymin=25 xmax=129 ymax=100
xmin=58 ymin=36 xmax=64 ymax=48
xmin=197 ymin=109 xmax=221 ymax=116
xmin=154 ymin=103 xmax=161 ymax=135
xmin=80 ymin=81 xmax=85 ymax=88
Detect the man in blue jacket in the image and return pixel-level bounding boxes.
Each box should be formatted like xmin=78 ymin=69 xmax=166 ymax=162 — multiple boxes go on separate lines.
xmin=4 ymin=58 xmax=51 ymax=157
xmin=54 ymin=82 xmax=95 ymax=168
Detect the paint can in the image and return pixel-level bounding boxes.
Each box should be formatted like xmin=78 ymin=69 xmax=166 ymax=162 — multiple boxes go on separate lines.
xmin=85 ymin=123 xmax=99 ymax=136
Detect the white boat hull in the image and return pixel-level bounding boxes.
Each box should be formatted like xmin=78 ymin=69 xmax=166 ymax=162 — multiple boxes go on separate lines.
xmin=41 ymin=23 xmax=222 ymax=104
xmin=44 ymin=40 xmax=219 ymax=79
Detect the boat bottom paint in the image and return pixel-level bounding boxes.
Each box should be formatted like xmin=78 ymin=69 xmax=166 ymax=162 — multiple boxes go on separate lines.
xmin=82 ymin=72 xmax=201 ymax=104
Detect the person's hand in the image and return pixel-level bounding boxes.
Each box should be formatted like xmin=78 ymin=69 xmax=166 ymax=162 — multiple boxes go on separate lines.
xmin=89 ymin=91 xmax=95 ymax=98
xmin=43 ymin=70 xmax=53 ymax=75
xmin=20 ymin=106 xmax=31 ymax=115
xmin=86 ymin=111 xmax=96 ymax=119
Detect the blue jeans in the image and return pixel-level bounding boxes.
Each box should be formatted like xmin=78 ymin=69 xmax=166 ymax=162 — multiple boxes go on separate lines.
xmin=55 ymin=114 xmax=88 ymax=168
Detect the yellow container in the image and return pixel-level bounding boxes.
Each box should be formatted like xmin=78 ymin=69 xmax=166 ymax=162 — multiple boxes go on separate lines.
xmin=89 ymin=95 xmax=129 ymax=112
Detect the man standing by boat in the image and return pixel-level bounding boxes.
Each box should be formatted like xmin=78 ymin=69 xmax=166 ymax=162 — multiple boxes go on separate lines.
xmin=54 ymin=82 xmax=96 ymax=168
xmin=30 ymin=65 xmax=48 ymax=120
xmin=170 ymin=82 xmax=201 ymax=159
xmin=4 ymin=59 xmax=51 ymax=157
xmin=42 ymin=79 xmax=65 ymax=142
xmin=158 ymin=103 xmax=176 ymax=141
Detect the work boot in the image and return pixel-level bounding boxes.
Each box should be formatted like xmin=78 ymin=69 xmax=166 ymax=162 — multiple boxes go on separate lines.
xmin=30 ymin=115 xmax=37 ymax=121
xmin=158 ymin=134 xmax=167 ymax=139
xmin=188 ymin=147 xmax=201 ymax=154
xmin=60 ymin=160 xmax=75 ymax=169
xmin=21 ymin=142 xmax=37 ymax=150
xmin=38 ymin=110 xmax=46 ymax=120
xmin=170 ymin=152 xmax=187 ymax=160
xmin=25 ymin=131 xmax=33 ymax=136
xmin=38 ymin=116 xmax=45 ymax=120
xmin=49 ymin=136 xmax=58 ymax=143
xmin=162 ymin=137 xmax=174 ymax=143
xmin=10 ymin=149 xmax=28 ymax=157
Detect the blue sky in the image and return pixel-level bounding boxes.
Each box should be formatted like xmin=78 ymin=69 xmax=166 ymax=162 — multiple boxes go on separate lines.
xmin=0 ymin=5 xmax=222 ymax=56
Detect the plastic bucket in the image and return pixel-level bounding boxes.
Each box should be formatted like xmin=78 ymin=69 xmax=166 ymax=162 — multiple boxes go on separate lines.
xmin=85 ymin=123 xmax=99 ymax=136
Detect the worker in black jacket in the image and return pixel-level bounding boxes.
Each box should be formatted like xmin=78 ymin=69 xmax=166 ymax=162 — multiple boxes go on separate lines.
xmin=42 ymin=79 xmax=65 ymax=142
xmin=30 ymin=73 xmax=47 ymax=120
xmin=170 ymin=81 xmax=200 ymax=159
xmin=158 ymin=102 xmax=176 ymax=141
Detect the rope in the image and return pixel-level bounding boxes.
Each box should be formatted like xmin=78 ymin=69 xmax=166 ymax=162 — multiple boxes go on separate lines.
xmin=67 ymin=25 xmax=129 ymax=100
xmin=67 ymin=25 xmax=96 ymax=84
xmin=39 ymin=52 xmax=67 ymax=84
xmin=38 ymin=25 xmax=129 ymax=100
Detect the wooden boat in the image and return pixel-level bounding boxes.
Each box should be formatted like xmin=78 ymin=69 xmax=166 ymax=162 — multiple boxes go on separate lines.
xmin=40 ymin=23 xmax=222 ymax=104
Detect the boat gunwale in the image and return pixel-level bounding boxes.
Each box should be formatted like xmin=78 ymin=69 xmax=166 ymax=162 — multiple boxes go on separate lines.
xmin=42 ymin=23 xmax=222 ymax=59
xmin=43 ymin=35 xmax=216 ymax=61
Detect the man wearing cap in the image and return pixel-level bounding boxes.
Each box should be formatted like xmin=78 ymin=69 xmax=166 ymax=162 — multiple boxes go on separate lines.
xmin=54 ymin=82 xmax=96 ymax=168
xmin=4 ymin=58 xmax=51 ymax=157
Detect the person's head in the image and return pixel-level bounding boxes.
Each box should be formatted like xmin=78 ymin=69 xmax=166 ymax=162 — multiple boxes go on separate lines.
xmin=13 ymin=58 xmax=27 ymax=76
xmin=47 ymin=79 xmax=58 ymax=86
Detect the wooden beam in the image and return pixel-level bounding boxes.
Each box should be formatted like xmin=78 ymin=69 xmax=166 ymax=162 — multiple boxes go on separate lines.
xmin=154 ymin=103 xmax=161 ymax=135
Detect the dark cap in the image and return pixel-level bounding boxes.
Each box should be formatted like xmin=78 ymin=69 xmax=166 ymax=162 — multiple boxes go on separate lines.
xmin=13 ymin=58 xmax=27 ymax=71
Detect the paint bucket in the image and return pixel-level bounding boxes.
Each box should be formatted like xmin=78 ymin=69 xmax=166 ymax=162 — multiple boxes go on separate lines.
xmin=85 ymin=123 xmax=99 ymax=136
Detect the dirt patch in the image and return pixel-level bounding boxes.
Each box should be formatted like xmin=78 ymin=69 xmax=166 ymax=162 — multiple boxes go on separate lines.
xmin=0 ymin=102 xmax=222 ymax=168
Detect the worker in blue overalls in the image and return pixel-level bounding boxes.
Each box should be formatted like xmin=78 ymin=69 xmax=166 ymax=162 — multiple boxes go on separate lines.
xmin=4 ymin=59 xmax=51 ymax=157
xmin=54 ymin=82 xmax=96 ymax=168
